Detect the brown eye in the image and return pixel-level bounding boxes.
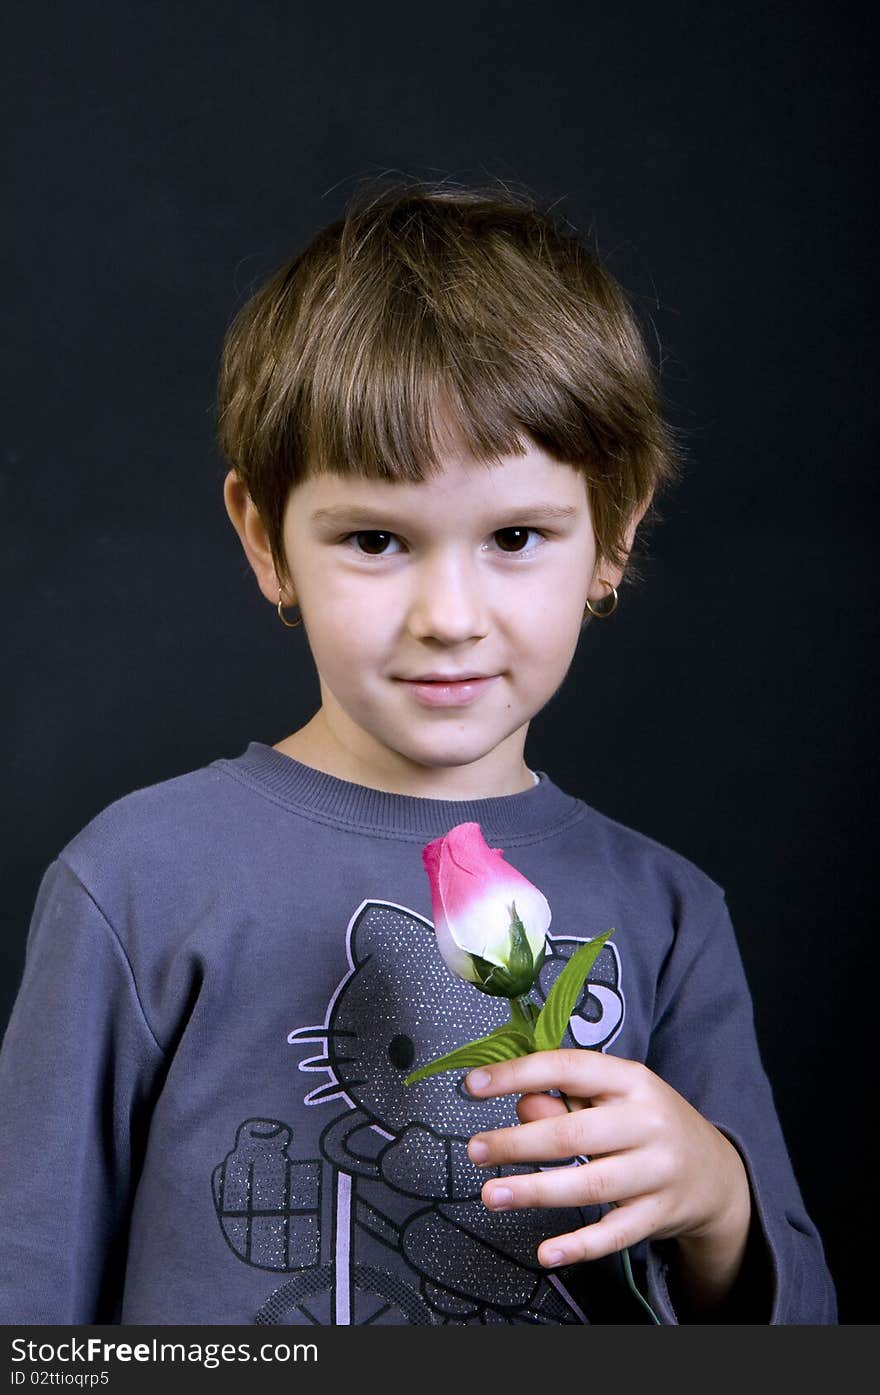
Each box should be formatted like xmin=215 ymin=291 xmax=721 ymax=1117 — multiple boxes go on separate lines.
xmin=495 ymin=527 xmax=533 ymax=552
xmin=352 ymin=531 xmax=395 ymax=555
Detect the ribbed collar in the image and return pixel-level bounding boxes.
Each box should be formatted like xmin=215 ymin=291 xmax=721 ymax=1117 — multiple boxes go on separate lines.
xmin=214 ymin=741 xmax=584 ymax=843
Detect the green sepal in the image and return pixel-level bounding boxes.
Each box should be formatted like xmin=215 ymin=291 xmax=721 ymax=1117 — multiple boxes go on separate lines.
xmin=467 ymin=905 xmax=547 ymax=999
xmin=468 ymin=953 xmax=538 ymax=999
xmin=533 ymin=929 xmax=615 ymax=1052
xmin=403 ymin=1025 xmax=535 ymax=1086
xmin=506 ymin=900 xmax=539 ymax=984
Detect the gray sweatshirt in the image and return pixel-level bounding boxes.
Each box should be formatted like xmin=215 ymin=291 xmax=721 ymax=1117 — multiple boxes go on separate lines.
xmin=0 ymin=742 xmax=836 ymax=1324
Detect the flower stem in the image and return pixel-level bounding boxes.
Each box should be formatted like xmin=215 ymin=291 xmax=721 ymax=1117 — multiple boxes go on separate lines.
xmin=510 ymin=995 xmax=538 ymax=1041
xmin=558 ymin=1088 xmax=661 ymax=1325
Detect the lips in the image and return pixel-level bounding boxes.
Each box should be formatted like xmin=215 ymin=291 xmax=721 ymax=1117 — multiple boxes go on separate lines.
xmin=398 ymin=674 xmax=499 ymax=708
xmin=401 ymin=674 xmax=491 ymax=683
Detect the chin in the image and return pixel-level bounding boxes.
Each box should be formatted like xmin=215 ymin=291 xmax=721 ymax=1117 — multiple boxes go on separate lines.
xmin=391 ymin=735 xmax=509 ymax=771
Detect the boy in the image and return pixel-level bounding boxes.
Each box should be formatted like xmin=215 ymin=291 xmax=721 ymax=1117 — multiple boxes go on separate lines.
xmin=0 ymin=179 xmax=836 ymax=1324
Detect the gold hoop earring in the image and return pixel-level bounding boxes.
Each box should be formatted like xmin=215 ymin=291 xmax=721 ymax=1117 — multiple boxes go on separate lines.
xmin=584 ymin=579 xmax=618 ymax=618
xmin=277 ymin=588 xmax=302 ymax=628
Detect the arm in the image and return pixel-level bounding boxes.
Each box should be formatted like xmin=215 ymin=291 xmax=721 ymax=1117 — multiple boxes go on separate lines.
xmin=0 ymin=859 xmax=166 ymax=1323
xmin=641 ymin=889 xmax=836 ymax=1324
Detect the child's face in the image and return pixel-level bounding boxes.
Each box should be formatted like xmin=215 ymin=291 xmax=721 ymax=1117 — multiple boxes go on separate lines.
xmin=274 ymin=434 xmax=607 ymax=797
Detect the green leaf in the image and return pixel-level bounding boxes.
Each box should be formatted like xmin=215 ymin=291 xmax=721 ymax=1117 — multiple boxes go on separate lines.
xmin=403 ymin=1026 xmax=535 ymax=1086
xmin=533 ymin=929 xmax=615 ymax=1052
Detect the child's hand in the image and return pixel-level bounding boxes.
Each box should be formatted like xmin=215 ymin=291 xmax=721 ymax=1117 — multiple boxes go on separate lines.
xmin=465 ymin=1050 xmax=752 ymax=1300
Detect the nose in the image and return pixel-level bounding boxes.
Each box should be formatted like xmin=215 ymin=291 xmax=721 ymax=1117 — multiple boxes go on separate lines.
xmin=406 ymin=549 xmax=490 ymax=644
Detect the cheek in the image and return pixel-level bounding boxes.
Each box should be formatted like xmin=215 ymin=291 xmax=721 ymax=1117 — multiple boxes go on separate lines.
xmin=529 ymin=624 xmax=585 ymax=683
xmin=517 ymin=590 xmax=584 ymax=653
xmin=301 ymin=588 xmax=391 ymax=670
xmin=514 ymin=611 xmax=584 ymax=701
xmin=519 ymin=549 xmax=592 ymax=624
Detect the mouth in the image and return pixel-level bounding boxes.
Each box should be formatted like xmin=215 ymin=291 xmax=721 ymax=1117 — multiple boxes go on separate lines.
xmin=396 ymin=675 xmax=499 ymax=708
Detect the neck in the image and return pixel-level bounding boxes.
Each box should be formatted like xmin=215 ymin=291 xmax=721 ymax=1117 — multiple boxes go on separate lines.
xmin=273 ymin=712 xmax=537 ymax=800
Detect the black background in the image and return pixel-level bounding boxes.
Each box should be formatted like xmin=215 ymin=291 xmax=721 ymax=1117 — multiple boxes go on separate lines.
xmin=3 ymin=2 xmax=876 ymax=1324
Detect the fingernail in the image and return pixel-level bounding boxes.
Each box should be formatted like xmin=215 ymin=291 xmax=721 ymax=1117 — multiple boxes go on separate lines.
xmin=543 ymin=1249 xmax=565 ymax=1267
xmin=467 ymin=1069 xmax=491 ymax=1092
xmin=469 ymin=1138 xmax=489 ymax=1162
xmin=486 ymin=1186 xmax=514 ymax=1208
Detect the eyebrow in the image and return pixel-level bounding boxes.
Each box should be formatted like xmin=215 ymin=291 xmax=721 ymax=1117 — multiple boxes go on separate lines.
xmin=310 ymin=502 xmax=581 ymax=528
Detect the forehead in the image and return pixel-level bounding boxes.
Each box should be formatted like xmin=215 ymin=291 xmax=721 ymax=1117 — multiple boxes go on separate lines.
xmin=289 ymin=441 xmax=591 ymax=523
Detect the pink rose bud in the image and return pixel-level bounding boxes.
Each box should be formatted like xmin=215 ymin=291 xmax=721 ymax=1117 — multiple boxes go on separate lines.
xmin=421 ymin=822 xmax=550 ymax=997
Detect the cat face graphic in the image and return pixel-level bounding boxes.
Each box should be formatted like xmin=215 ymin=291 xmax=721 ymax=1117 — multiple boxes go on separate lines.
xmin=289 ymin=901 xmax=624 ymax=1138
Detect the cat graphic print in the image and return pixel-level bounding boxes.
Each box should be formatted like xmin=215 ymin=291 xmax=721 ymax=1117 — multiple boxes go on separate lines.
xmin=211 ymin=898 xmax=624 ymax=1325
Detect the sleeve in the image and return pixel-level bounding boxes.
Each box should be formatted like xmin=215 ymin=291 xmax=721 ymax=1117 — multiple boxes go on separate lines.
xmin=0 ymin=858 xmax=167 ymax=1324
xmin=639 ymin=885 xmax=837 ymax=1325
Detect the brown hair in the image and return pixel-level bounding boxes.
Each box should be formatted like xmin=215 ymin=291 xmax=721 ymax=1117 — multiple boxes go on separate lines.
xmin=215 ymin=176 xmax=683 ymax=594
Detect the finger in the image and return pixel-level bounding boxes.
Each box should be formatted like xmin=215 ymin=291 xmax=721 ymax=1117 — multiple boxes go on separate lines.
xmin=466 ymin=1050 xmax=640 ymax=1105
xmin=516 ymin=1091 xmax=587 ymax=1125
xmin=482 ymin=1153 xmax=644 ymax=1213
xmin=468 ymin=1101 xmax=642 ymax=1167
xmin=536 ymin=1197 xmax=664 ymax=1268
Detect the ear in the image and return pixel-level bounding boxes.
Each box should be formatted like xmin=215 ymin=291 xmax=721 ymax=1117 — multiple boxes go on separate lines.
xmin=588 ymin=495 xmax=652 ymax=600
xmin=223 ymin=470 xmax=289 ymax=604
